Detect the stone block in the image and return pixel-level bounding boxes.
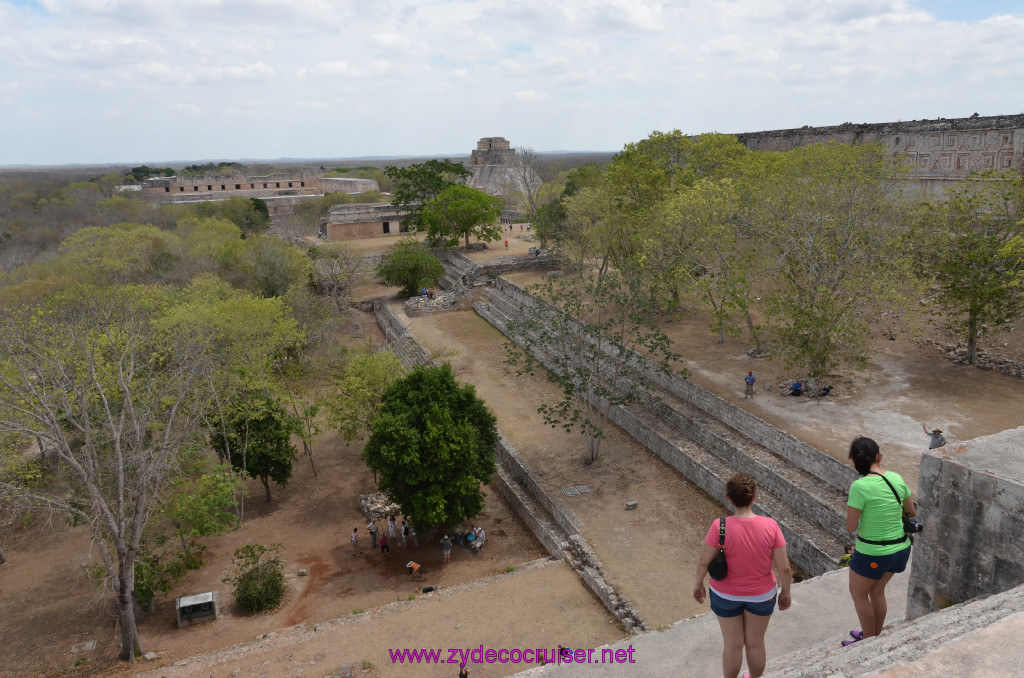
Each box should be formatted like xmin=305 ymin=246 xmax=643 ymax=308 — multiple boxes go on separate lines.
xmin=625 ymin=501 xmax=638 ymax=510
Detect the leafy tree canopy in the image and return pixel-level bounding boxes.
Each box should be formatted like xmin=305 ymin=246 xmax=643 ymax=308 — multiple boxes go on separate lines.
xmin=384 ymin=159 xmax=471 ymax=231
xmin=421 ymin=184 xmax=504 ymax=249
xmin=363 ymin=363 xmax=497 ymax=529
xmin=375 ymin=238 xmax=445 ymax=297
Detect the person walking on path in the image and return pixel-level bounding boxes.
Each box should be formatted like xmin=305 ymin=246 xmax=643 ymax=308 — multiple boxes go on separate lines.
xmin=441 ymin=535 xmax=453 ymax=563
xmin=693 ymin=473 xmax=792 ymax=678
xmin=409 ymin=523 xmax=420 ymax=548
xmin=401 ymin=520 xmax=409 ymax=549
xmin=379 ymin=534 xmax=390 ymax=560
xmin=388 ymin=515 xmax=397 ymax=539
xmin=367 ymin=520 xmax=379 ymax=549
xmin=843 ymin=436 xmax=916 ymax=647
xmin=350 ymin=528 xmax=359 ymax=555
xmin=744 ymin=371 xmax=756 ymax=399
xmin=505 ymin=239 xmax=509 ymax=249
xmin=921 ymin=423 xmax=946 ymax=449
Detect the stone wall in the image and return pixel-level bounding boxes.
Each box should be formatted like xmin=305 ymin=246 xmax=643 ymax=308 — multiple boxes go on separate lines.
xmin=906 ymin=427 xmax=1024 ymax=619
xmin=490 ymin=277 xmax=858 ymax=493
xmin=734 ymin=114 xmax=1024 ymax=196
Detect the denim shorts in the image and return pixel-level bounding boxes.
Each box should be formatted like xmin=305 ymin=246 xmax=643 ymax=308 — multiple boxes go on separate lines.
xmin=709 ymin=588 xmax=777 ymax=618
xmin=850 ymin=545 xmax=911 ymax=580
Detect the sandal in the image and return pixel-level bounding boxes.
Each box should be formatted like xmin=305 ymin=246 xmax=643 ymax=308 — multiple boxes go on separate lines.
xmin=849 ymin=630 xmax=863 ymax=640
xmin=841 ymin=636 xmax=862 ymax=647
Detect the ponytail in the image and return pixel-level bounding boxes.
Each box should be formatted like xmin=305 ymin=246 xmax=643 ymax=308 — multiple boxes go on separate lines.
xmin=848 ymin=436 xmax=880 ymax=476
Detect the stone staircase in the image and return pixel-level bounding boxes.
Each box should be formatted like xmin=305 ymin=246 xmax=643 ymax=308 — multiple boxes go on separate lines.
xmin=475 ymin=280 xmax=853 ymax=576
xmin=437 ymin=250 xmax=479 ymax=290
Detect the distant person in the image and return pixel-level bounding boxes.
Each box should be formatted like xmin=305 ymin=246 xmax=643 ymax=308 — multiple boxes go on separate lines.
xmin=843 ymin=436 xmax=915 ymax=646
xmin=409 ymin=522 xmax=419 ymax=548
xmin=388 ymin=515 xmax=397 ymax=539
xmin=407 ymin=560 xmax=422 ymax=581
xmin=367 ymin=520 xmax=378 ymax=549
xmin=782 ymin=380 xmax=803 ymax=397
xmin=351 ymin=527 xmax=359 ymax=555
xmin=838 ymin=545 xmax=854 ymax=569
xmin=401 ymin=520 xmax=409 ymax=548
xmin=379 ymin=534 xmax=390 ymax=559
xmin=471 ymin=526 xmax=485 ymax=554
xmin=459 ymin=664 xmax=470 ymax=677
xmin=505 ymin=239 xmax=509 ymax=249
xmin=744 ymin=371 xmax=756 ymax=399
xmin=441 ymin=535 xmax=452 ymax=563
xmin=922 ymin=424 xmax=946 ymax=449
xmin=693 ymin=473 xmax=792 ymax=678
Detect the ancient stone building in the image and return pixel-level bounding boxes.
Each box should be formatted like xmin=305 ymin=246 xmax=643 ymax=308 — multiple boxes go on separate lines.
xmin=735 ymin=114 xmax=1024 ymax=195
xmin=320 ymin=203 xmax=405 ymax=241
xmin=138 ymin=171 xmax=379 ymax=218
xmin=465 ymin=136 xmax=540 ymax=204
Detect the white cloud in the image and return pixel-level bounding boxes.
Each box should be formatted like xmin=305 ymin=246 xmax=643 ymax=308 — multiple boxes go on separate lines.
xmin=515 ymin=90 xmax=551 ymax=102
xmin=1 ymin=0 xmax=1023 ymax=164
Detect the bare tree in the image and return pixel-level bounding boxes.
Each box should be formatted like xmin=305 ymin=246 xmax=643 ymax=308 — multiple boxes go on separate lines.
xmin=507 ymin=146 xmax=545 ymax=220
xmin=0 ymin=286 xmax=210 ymax=661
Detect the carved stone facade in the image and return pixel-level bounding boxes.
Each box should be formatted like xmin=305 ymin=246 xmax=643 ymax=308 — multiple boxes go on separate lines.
xmin=735 ymin=114 xmax=1024 ymax=195
xmin=465 ymin=136 xmax=540 ymax=205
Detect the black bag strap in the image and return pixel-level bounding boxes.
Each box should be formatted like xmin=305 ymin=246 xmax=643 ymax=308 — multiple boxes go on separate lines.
xmin=867 ymin=471 xmax=904 ymax=508
xmin=718 ymin=517 xmax=726 ymax=551
xmin=861 ymin=472 xmax=909 ymax=546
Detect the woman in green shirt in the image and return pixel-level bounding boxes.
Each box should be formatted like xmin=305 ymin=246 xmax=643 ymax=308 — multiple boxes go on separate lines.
xmin=843 ymin=437 xmax=916 ymax=646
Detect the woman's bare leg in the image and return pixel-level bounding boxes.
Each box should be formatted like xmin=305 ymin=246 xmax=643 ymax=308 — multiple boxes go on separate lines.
xmin=869 ymin=572 xmax=897 ymax=636
xmin=849 ymin=570 xmax=877 ymax=637
xmin=742 ymin=610 xmax=773 ymax=677
xmin=716 ymin=614 xmax=746 ymax=678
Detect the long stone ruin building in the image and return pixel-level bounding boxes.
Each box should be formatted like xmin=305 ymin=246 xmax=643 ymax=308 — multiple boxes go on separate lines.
xmin=138 ymin=171 xmax=379 ymax=218
xmin=735 ymin=113 xmax=1024 ymax=195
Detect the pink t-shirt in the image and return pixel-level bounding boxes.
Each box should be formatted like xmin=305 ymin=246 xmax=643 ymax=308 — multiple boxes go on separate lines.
xmin=704 ymin=515 xmax=786 ymax=598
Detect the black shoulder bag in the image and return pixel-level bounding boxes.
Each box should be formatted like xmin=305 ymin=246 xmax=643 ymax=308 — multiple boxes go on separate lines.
xmin=708 ymin=517 xmax=728 ymax=581
xmin=857 ymin=472 xmax=918 ymax=546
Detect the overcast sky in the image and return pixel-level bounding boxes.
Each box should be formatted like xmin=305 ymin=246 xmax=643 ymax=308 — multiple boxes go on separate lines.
xmin=1 ymin=0 xmax=1022 ymax=166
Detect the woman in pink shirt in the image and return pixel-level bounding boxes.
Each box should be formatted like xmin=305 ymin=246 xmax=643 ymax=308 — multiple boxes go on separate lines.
xmin=693 ymin=474 xmax=793 ymax=678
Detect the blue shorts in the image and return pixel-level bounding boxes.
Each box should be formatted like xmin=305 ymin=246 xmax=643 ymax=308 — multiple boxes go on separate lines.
xmin=709 ymin=589 xmax=777 ymax=618
xmin=850 ymin=545 xmax=911 ymax=580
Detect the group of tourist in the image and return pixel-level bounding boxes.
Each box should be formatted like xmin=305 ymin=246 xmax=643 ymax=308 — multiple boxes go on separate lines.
xmin=352 ymin=515 xmax=420 ymax=559
xmin=693 ymin=436 xmax=917 ymax=678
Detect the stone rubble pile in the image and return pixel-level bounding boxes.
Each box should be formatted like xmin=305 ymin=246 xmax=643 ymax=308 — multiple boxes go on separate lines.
xmin=924 ymin=339 xmax=1024 ymax=377
xmin=359 ymin=493 xmax=401 ymax=520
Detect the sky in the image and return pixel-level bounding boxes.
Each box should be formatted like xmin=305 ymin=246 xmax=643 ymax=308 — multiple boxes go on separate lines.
xmin=1 ymin=0 xmax=1022 ymax=166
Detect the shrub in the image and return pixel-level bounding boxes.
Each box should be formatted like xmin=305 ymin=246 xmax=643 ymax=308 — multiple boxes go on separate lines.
xmin=375 ymin=238 xmax=444 ymax=297
xmin=224 ymin=544 xmax=287 ymax=614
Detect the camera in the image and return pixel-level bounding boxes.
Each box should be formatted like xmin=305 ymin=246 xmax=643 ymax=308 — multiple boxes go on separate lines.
xmin=903 ymin=517 xmax=924 ymax=534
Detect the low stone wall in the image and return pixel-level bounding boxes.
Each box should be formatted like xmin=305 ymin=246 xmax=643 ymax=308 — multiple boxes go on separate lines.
xmin=490 ymin=277 xmax=858 ymax=493
xmin=371 ymin=302 xmax=432 ymax=369
xmin=495 ymin=433 xmax=582 ymax=538
xmin=907 ymin=427 xmax=1024 ymax=619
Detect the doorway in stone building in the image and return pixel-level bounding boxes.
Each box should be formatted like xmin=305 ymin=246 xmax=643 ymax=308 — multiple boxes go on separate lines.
xmin=382 ymin=221 xmax=390 ymax=234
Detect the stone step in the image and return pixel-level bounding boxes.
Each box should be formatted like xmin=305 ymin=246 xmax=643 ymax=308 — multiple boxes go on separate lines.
xmin=477 ymin=292 xmax=845 ymax=573
xmin=763 ymin=580 xmax=1024 ymax=677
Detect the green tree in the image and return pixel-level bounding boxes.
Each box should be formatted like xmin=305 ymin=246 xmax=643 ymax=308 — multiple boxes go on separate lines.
xmin=223 ymin=543 xmax=287 ymax=614
xmin=0 ymin=285 xmax=211 ymax=661
xmin=211 ymin=398 xmax=299 ymax=503
xmin=135 ymin=458 xmax=240 ymax=609
xmin=242 ymin=235 xmax=313 ymax=298
xmin=328 ymin=350 xmax=406 ymax=444
xmin=376 ymin=238 xmax=445 ymax=296
xmin=739 ymin=142 xmax=911 ymax=379
xmin=505 ymin=269 xmax=679 ymax=465
xmin=422 ymin=184 xmax=504 ymax=249
xmin=362 ymin=363 xmax=497 ymax=529
xmin=921 ymin=171 xmax=1024 ymax=363
xmin=384 ymin=159 xmax=472 ymax=231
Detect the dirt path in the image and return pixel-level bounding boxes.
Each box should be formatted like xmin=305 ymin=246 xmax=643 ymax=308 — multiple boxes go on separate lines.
xmin=404 ymin=308 xmax=725 ymax=628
